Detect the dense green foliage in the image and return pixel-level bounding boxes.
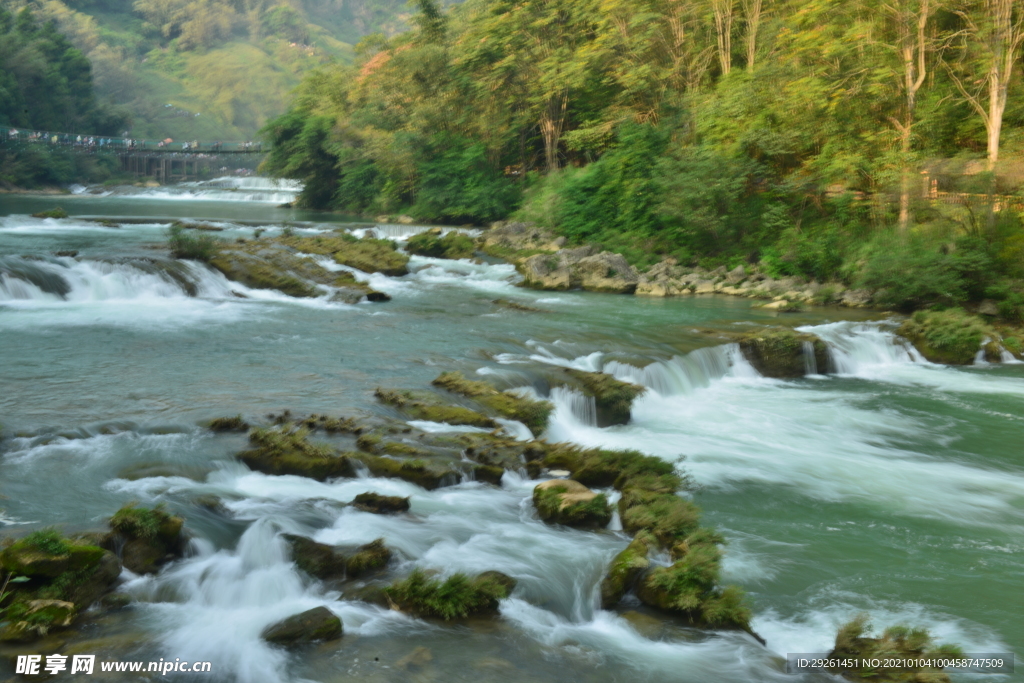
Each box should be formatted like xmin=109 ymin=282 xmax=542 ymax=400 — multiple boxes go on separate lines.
xmin=384 ymin=569 xmax=511 ymax=620
xmin=264 ymin=0 xmax=1024 ymax=314
xmin=0 ymin=6 xmax=126 ymax=186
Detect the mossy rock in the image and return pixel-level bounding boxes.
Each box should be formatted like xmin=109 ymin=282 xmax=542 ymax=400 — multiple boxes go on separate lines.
xmin=473 ymin=464 xmax=505 ymax=485
xmin=636 ymin=530 xmax=753 ymax=634
xmin=384 ymin=569 xmax=516 ymax=620
xmin=738 ymin=327 xmax=829 ymax=377
xmin=107 ymin=504 xmax=186 ymax=575
xmin=431 ymin=372 xmax=553 ymax=434
xmin=532 ymin=480 xmax=612 ymax=529
xmin=351 ymin=492 xmax=411 ymax=514
xmin=31 ymin=208 xmax=69 ymax=219
xmin=346 ymin=539 xmax=392 ymax=577
xmin=375 ymin=388 xmax=499 ymax=429
xmin=261 ymin=606 xmax=342 ymax=645
xmin=208 ymin=250 xmax=318 ymax=298
xmin=237 ymin=427 xmax=355 ymax=481
xmin=355 ymin=454 xmax=459 ymax=490
xmin=897 ymin=309 xmax=998 ymax=365
xmin=618 ymin=488 xmax=701 ymax=548
xmin=283 ymin=534 xmax=346 ymax=580
xmin=540 ymin=444 xmax=686 ymax=492
xmin=279 ymin=233 xmax=410 ymax=276
xmin=600 ymin=534 xmax=652 ymax=609
xmin=827 ymin=615 xmax=960 ymax=682
xmin=560 ymin=369 xmax=646 ymax=426
xmin=208 ymin=415 xmax=249 ymax=432
xmin=0 ymin=600 xmax=76 ymax=642
xmin=406 ymin=229 xmax=476 ymax=260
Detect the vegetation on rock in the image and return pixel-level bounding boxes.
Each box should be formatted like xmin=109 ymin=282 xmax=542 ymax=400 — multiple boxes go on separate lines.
xmin=560 ymin=369 xmax=646 ymax=426
xmin=431 ymin=372 xmax=553 ymax=434
xmin=406 ymin=229 xmax=476 ymax=260
xmin=278 ymin=232 xmax=409 ymax=276
xmin=384 ymin=569 xmax=515 ymax=620
xmin=351 ymin=492 xmax=411 ymax=514
xmin=599 ymin=533 xmax=652 ymax=609
xmin=168 ymin=223 xmax=221 ymax=262
xmin=30 ymin=208 xmax=69 ymax=219
xmin=533 ymin=479 xmax=612 ymax=529
xmin=738 ymin=328 xmax=830 ymax=378
xmin=897 ymin=309 xmax=1001 ymax=365
xmin=375 ymin=387 xmax=498 ymax=428
xmin=827 ymin=615 xmax=961 ymax=682
xmin=107 ymin=504 xmax=186 ymax=575
xmin=345 ymin=539 xmax=392 ymax=577
xmin=237 ymin=427 xmax=354 ymax=481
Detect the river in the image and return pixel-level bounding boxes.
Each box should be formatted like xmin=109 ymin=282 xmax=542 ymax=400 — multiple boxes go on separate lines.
xmin=1 ymin=182 xmax=1021 ymax=682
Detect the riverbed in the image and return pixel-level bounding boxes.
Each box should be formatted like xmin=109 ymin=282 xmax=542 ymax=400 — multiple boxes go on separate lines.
xmin=1 ymin=184 xmax=1021 ymax=682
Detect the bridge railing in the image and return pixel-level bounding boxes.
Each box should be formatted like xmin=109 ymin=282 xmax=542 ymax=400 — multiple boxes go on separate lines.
xmin=0 ymin=125 xmax=266 ymax=153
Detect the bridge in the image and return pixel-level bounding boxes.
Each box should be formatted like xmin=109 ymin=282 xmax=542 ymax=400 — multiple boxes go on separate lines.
xmin=1 ymin=125 xmax=267 ymax=182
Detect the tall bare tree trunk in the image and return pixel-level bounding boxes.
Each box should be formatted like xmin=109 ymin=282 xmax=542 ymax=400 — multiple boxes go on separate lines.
xmin=742 ymin=0 xmax=763 ymax=72
xmin=540 ymin=92 xmax=568 ymax=173
xmin=712 ymin=0 xmax=735 ymax=76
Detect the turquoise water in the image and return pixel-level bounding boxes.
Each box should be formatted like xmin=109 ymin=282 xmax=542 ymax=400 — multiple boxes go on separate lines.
xmin=1 ymin=190 xmax=1021 ymax=682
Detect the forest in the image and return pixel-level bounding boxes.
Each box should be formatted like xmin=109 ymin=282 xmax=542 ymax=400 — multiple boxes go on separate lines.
xmin=263 ymin=0 xmax=1024 ymax=317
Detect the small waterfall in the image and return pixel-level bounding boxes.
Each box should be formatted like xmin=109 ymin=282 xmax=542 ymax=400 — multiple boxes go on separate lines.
xmin=1000 ymin=346 xmax=1023 ymax=364
xmin=604 ymin=344 xmax=750 ymax=396
xmin=802 ymin=341 xmax=818 ymax=375
xmin=551 ymin=386 xmax=597 ymax=426
xmin=800 ymin=321 xmax=922 ymax=375
xmin=115 ymin=176 xmax=304 ymax=204
xmin=973 ymin=337 xmax=991 ymax=366
xmin=355 ymin=224 xmax=481 ymax=241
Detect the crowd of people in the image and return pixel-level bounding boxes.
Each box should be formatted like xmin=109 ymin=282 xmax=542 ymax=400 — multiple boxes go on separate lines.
xmin=1 ymin=126 xmax=263 ymax=154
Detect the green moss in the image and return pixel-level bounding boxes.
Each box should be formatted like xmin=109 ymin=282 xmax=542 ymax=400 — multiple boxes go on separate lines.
xmin=618 ymin=489 xmax=701 ymax=547
xmin=109 ymin=504 xmax=173 ymax=541
xmin=356 ymin=454 xmax=458 ymax=490
xmin=541 ymin=444 xmax=687 ymax=491
xmin=238 ymin=427 xmax=354 ymax=481
xmin=208 ymin=251 xmax=317 ymax=297
xmin=168 ymin=223 xmax=220 ymax=261
xmin=346 ymin=539 xmax=392 ymax=577
xmin=384 ymin=569 xmax=514 ymax=620
xmin=637 ymin=531 xmax=751 ymax=631
xmin=828 ymin=615 xmax=962 ymax=682
xmin=374 ymin=387 xmax=499 ymax=428
xmin=533 ymin=481 xmax=613 ymax=529
xmin=208 ymin=415 xmax=249 ymax=432
xmin=431 ymin=372 xmax=553 ymax=434
xmin=1004 ymin=336 xmax=1021 ymax=354
xmin=406 ymin=230 xmax=477 ymax=260
xmin=278 ymin=233 xmax=410 ymax=276
xmin=600 ymin=533 xmax=652 ymax=608
xmin=738 ymin=327 xmax=829 ymax=377
xmin=561 ymin=370 xmax=646 ymax=426
xmin=31 ymin=208 xmax=69 ymax=219
xmin=22 ymin=530 xmax=71 ymax=557
xmin=897 ymin=309 xmax=997 ymax=365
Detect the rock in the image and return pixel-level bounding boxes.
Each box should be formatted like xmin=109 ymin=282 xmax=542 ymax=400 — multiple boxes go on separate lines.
xmin=106 ymin=505 xmax=187 ymax=575
xmin=375 ymin=387 xmax=499 ymax=429
xmin=575 ymin=252 xmax=640 ymax=293
xmin=978 ymin=299 xmax=999 ymax=316
xmin=726 ymin=265 xmax=746 ymax=284
xmin=261 ymin=606 xmax=342 ymax=645
xmin=351 ymin=492 xmax=411 ymax=514
xmin=0 ymin=601 xmax=75 ymax=642
xmin=559 ymin=369 xmax=646 ymax=426
xmin=635 ymin=280 xmax=670 ymax=297
xmin=208 ymin=249 xmax=319 ymax=298
xmin=897 ymin=309 xmax=998 ymax=365
xmin=738 ymin=327 xmax=829 ymax=377
xmin=31 ymin=208 xmax=69 ymax=219
xmin=355 ymin=454 xmax=459 ymax=490
xmin=384 ymin=569 xmax=515 ymax=620
xmin=283 ymin=535 xmax=346 ymax=580
xmin=840 ymin=289 xmax=873 ymax=307
xmin=480 ymin=221 xmax=559 ymax=255
xmin=431 ymin=372 xmax=553 ymax=435
xmin=406 ymin=230 xmax=476 ymax=260
xmin=694 ymin=280 xmax=716 ymax=294
xmin=238 ymin=427 xmax=355 ymax=481
xmin=345 ymin=539 xmax=392 ymax=577
xmin=600 ymin=535 xmax=652 ymax=609
xmin=532 ymin=479 xmax=612 ymax=529
xmin=520 ymin=252 xmax=573 ymax=290
xmin=208 ymin=415 xmax=248 ymax=432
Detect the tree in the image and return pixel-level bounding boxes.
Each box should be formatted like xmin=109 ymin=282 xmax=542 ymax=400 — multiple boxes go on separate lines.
xmin=944 ymin=0 xmax=1024 ymax=171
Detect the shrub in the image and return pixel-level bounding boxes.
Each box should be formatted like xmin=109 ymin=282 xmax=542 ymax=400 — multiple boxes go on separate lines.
xmin=22 ymin=529 xmax=71 ymax=556
xmin=110 ymin=504 xmax=167 ymax=540
xmin=384 ymin=569 xmax=512 ymax=620
xmin=168 ymin=223 xmax=220 ymax=261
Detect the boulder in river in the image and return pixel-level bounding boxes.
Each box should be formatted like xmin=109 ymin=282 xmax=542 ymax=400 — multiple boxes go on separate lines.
xmin=345 ymin=539 xmax=392 ymax=577
xmin=261 ymin=606 xmax=342 ymax=645
xmin=826 ymin=615 xmax=957 ymax=682
xmin=238 ymin=427 xmax=355 ymax=481
xmin=737 ymin=327 xmax=829 ymax=377
xmin=431 ymin=372 xmax=553 ymax=435
xmin=105 ymin=504 xmax=187 ymax=575
xmin=351 ymin=492 xmax=411 ymax=514
xmin=375 ymin=387 xmax=499 ymax=429
xmin=532 ymin=479 xmax=612 ymax=529
xmin=520 ymin=247 xmax=639 ymax=294
xmin=384 ymin=569 xmax=516 ymax=620
xmin=896 ymin=309 xmax=1001 ymax=365
xmin=278 ymin=232 xmax=410 ymax=276
xmin=600 ymin=534 xmax=653 ymax=609
xmin=355 ymin=454 xmax=459 ymax=490
xmin=283 ymin=534 xmax=346 ymax=580
xmin=559 ymin=369 xmax=646 ymax=426
xmin=406 ymin=229 xmax=476 ymax=260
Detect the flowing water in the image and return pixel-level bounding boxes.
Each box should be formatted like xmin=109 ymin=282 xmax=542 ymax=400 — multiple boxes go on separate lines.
xmin=1 ymin=188 xmax=1022 ymax=682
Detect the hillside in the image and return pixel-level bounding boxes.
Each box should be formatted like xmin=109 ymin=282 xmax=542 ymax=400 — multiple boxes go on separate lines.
xmin=1 ymin=0 xmax=452 ymax=140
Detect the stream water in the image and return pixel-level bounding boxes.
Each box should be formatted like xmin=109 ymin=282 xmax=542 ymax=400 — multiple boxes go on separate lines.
xmin=1 ymin=185 xmax=1021 ymax=682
